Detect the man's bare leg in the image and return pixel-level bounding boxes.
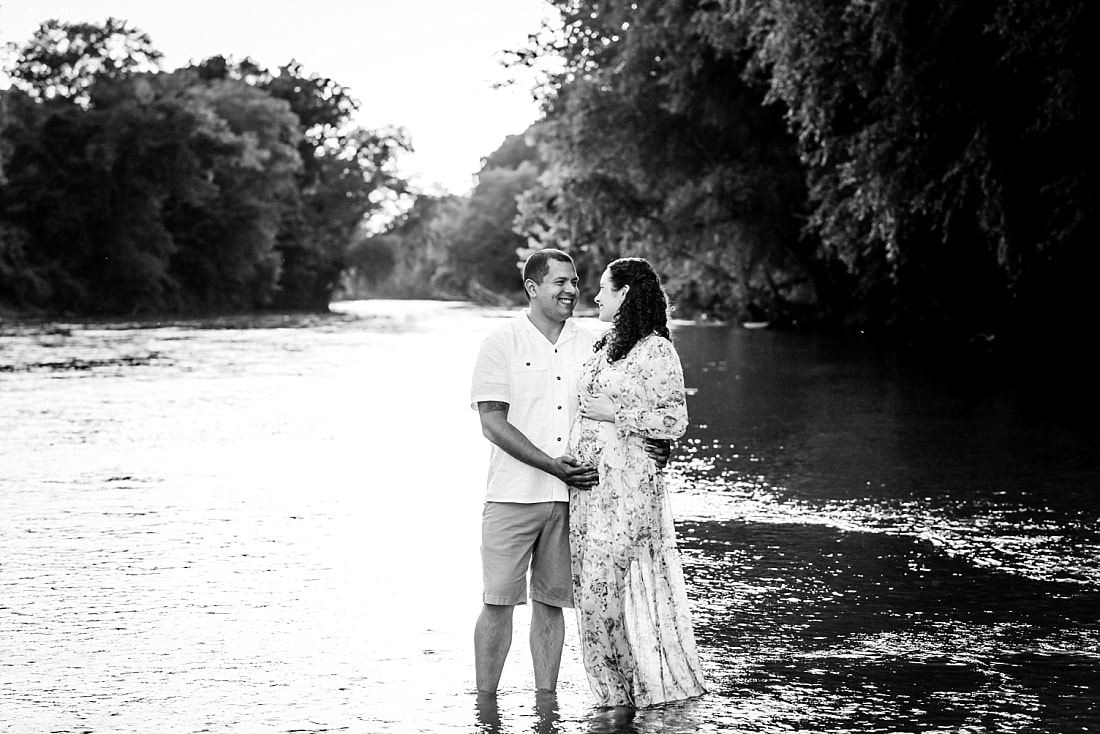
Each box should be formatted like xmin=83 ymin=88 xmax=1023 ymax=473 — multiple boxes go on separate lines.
xmin=530 ymin=600 xmax=564 ymax=692
xmin=475 ymin=603 xmax=514 ymax=694
xmin=474 ymin=690 xmax=501 ymax=731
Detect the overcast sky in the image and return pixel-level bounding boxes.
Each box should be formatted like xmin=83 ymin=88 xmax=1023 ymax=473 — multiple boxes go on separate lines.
xmin=0 ymin=0 xmax=551 ymax=194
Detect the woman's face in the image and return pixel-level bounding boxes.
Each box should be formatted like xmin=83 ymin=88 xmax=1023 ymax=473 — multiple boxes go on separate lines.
xmin=594 ymin=268 xmax=627 ymax=323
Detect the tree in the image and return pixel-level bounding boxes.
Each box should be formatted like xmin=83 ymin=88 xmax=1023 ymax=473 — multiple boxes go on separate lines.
xmin=0 ymin=77 xmax=185 ymax=311
xmin=513 ymin=0 xmax=814 ymax=322
xmin=190 ymin=57 xmax=413 ymax=309
xmin=441 ymin=133 xmax=543 ymax=297
xmin=343 ymin=193 xmax=468 ymax=299
xmin=162 ymin=74 xmax=303 ymax=310
xmin=347 ymin=132 xmax=545 ymax=302
xmin=5 ymin=17 xmax=162 ymax=106
xmin=453 ymin=161 xmax=541 ymax=296
xmin=725 ymin=0 xmax=1099 ymax=341
xmin=514 ymin=0 xmax=1099 ymax=346
xmin=0 ymin=22 xmax=319 ymax=313
xmin=0 ymin=65 xmax=306 ymax=312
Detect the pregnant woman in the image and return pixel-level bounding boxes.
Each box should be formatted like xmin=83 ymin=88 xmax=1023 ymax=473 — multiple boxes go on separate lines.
xmin=568 ymin=257 xmax=707 ymax=713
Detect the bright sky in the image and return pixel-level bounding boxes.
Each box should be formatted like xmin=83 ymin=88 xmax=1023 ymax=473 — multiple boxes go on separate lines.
xmin=0 ymin=0 xmax=552 ymax=195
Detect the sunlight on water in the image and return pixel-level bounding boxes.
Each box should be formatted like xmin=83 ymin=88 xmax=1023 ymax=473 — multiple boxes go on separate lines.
xmin=667 ymin=431 xmax=1100 ymax=587
xmin=1 ymin=300 xmax=1097 ymax=733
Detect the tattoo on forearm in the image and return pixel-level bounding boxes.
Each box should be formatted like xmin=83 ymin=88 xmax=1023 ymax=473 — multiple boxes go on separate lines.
xmin=480 ymin=401 xmax=509 ymax=415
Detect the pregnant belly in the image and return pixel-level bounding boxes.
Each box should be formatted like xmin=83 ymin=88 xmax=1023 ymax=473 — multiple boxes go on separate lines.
xmin=568 ymin=417 xmax=613 ymax=467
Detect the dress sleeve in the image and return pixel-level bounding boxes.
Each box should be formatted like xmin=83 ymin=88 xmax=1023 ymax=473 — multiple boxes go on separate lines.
xmin=613 ymin=336 xmax=689 ymax=441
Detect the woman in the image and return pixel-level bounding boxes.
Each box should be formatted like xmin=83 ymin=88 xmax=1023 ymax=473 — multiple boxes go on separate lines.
xmin=568 ymin=257 xmax=707 ymax=710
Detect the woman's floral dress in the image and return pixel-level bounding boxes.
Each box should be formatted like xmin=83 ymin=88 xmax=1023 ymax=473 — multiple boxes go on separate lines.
xmin=568 ymin=334 xmax=707 ymax=708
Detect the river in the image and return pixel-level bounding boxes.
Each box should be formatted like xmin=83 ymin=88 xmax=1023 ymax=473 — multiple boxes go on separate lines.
xmin=1 ymin=300 xmax=1096 ymax=733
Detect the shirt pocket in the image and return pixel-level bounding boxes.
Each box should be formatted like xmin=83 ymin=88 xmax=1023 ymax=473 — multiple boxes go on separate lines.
xmin=510 ymin=357 xmax=547 ymax=397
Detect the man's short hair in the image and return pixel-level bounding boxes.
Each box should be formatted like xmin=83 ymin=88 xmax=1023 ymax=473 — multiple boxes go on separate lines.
xmin=522 ymin=249 xmax=575 ymax=294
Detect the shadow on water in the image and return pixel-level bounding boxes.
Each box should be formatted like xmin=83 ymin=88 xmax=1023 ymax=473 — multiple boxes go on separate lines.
xmin=659 ymin=323 xmax=1100 ymax=733
xmin=672 ymin=324 xmax=1100 ymax=586
xmin=679 ymin=519 xmax=1098 ymax=733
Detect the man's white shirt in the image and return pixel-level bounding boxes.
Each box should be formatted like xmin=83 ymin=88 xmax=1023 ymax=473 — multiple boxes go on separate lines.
xmin=470 ymin=311 xmax=600 ymax=503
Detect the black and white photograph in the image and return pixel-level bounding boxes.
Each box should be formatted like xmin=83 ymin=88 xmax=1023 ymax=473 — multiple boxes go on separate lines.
xmin=1 ymin=1 xmax=1097 ymax=732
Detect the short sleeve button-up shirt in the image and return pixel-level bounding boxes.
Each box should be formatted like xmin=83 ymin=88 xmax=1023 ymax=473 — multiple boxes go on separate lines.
xmin=470 ymin=311 xmax=599 ymax=503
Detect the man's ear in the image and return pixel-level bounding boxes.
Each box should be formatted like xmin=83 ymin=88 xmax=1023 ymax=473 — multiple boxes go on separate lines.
xmin=524 ymin=279 xmax=537 ymax=299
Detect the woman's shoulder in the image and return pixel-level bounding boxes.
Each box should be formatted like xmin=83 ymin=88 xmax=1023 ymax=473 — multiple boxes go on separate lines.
xmin=627 ymin=332 xmax=676 ymax=361
xmin=640 ymin=332 xmax=674 ymax=351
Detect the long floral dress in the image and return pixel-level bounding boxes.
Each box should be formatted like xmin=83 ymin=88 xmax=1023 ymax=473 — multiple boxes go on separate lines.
xmin=567 ymin=334 xmax=707 ymax=708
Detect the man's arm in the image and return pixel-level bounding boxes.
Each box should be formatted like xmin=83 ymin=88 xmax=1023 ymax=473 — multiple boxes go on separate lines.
xmin=477 ymin=401 xmax=598 ymax=488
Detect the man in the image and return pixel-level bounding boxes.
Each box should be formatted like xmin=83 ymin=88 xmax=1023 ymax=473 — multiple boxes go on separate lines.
xmin=469 ymin=248 xmax=668 ymax=695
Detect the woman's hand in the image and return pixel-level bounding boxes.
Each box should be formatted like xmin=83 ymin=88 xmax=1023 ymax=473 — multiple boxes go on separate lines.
xmin=579 ymin=392 xmax=616 ymax=423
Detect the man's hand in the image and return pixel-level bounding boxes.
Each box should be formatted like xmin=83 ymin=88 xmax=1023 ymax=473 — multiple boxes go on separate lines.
xmin=550 ymin=455 xmax=598 ymax=489
xmin=478 ymin=402 xmax=599 ymax=487
xmin=643 ymin=438 xmax=672 ymax=470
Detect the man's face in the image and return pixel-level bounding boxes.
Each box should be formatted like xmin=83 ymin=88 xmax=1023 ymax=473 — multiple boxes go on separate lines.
xmin=528 ymin=259 xmax=579 ymax=323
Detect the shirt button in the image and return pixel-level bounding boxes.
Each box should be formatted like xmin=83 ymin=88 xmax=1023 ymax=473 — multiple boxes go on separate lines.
xmin=557 ymin=405 xmax=562 ymax=410
xmin=556 ymin=376 xmax=561 ymax=381
xmin=557 ymin=437 xmax=562 ymax=442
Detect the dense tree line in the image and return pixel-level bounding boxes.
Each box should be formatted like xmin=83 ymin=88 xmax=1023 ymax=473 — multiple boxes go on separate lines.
xmin=357 ymin=0 xmax=1096 ymax=356
xmin=342 ymin=132 xmax=543 ymax=304
xmin=0 ymin=18 xmax=409 ymax=314
xmin=508 ymin=0 xmax=1097 ymax=348
xmin=4 ymin=3 xmax=1096 ymax=356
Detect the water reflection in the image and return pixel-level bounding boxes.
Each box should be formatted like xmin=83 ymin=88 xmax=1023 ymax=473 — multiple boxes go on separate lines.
xmin=475 ymin=690 xmax=566 ymax=734
xmin=473 ymin=691 xmax=714 ymax=734
xmin=671 ymin=324 xmax=1100 ymax=586
xmin=0 ymin=301 xmax=1097 ymax=733
xmin=475 ymin=692 xmax=504 ymax=732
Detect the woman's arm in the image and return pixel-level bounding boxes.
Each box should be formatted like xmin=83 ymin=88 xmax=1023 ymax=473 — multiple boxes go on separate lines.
xmin=612 ymin=337 xmax=688 ymax=441
xmin=579 ymin=389 xmax=673 ymax=468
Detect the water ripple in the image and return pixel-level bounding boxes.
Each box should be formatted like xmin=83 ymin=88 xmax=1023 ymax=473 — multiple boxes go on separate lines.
xmin=1 ymin=302 xmax=1097 ymax=734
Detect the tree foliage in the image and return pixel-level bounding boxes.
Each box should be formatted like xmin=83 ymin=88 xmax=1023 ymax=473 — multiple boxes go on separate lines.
xmin=513 ymin=0 xmax=1098 ymax=343
xmin=193 ymin=57 xmax=413 ymax=309
xmin=343 ymin=193 xmax=468 ymax=299
xmin=164 ymin=75 xmax=303 ymax=309
xmin=0 ymin=21 xmax=411 ymax=314
xmin=6 ymin=17 xmax=162 ymax=105
xmin=452 ymin=155 xmax=541 ymax=295
xmin=348 ymin=132 xmax=543 ymax=303
xmin=723 ymin=0 xmax=1098 ymax=338
xmin=510 ymin=0 xmax=813 ymax=322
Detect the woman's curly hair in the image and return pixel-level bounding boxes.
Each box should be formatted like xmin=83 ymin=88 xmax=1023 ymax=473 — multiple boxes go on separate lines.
xmin=594 ymin=257 xmax=671 ymax=362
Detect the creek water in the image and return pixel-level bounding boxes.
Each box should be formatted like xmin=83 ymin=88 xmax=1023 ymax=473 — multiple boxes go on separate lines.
xmin=0 ymin=300 xmax=1096 ymax=734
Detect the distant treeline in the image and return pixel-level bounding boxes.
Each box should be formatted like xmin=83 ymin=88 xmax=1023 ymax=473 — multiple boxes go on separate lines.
xmin=4 ymin=3 xmax=1098 ymax=357
xmin=0 ymin=19 xmax=409 ymax=314
xmin=352 ymin=0 xmax=1098 ymax=354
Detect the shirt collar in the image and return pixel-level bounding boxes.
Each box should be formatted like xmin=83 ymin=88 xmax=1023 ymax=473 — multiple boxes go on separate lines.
xmin=520 ymin=309 xmax=576 ymax=346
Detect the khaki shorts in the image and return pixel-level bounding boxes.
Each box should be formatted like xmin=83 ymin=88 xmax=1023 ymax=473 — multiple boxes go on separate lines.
xmin=481 ymin=501 xmax=573 ymax=608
